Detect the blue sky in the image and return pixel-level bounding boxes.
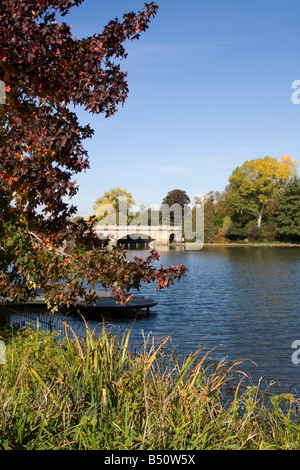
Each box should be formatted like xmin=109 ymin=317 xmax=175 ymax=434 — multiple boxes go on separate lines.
xmin=63 ymin=0 xmax=300 ymax=216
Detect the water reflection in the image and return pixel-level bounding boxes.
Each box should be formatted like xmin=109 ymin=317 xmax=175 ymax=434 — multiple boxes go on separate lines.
xmin=110 ymin=246 xmax=300 ymax=393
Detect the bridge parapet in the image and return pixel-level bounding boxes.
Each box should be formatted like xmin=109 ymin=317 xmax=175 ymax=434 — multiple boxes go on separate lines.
xmin=95 ymin=225 xmax=182 ymax=245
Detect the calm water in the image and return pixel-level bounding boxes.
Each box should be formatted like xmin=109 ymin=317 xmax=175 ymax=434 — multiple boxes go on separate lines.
xmin=9 ymin=246 xmax=300 ymax=393
xmin=94 ymin=246 xmax=300 ymax=393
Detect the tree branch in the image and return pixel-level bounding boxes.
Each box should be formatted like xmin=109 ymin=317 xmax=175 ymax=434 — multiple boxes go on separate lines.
xmin=27 ymin=230 xmax=74 ymax=259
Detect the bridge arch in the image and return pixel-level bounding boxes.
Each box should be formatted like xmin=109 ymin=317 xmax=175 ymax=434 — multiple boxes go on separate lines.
xmin=95 ymin=225 xmax=182 ymax=246
xmin=169 ymin=233 xmax=175 ymax=243
xmin=117 ymin=233 xmax=154 ymax=248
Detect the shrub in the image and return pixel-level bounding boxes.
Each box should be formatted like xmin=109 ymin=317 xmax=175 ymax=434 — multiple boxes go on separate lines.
xmin=226 ymin=223 xmax=247 ymax=241
xmin=248 ymin=226 xmax=264 ymax=242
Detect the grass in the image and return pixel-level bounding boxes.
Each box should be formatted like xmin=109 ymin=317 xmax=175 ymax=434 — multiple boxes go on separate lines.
xmin=0 ymin=314 xmax=300 ymax=450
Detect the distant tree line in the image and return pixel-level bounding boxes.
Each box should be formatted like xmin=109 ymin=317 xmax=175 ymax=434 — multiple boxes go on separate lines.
xmin=89 ymin=156 xmax=299 ymax=244
xmin=195 ymin=156 xmax=300 ymax=244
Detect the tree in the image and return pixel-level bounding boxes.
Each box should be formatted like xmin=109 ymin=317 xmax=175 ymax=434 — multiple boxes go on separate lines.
xmin=161 ymin=189 xmax=190 ymax=225
xmin=0 ymin=1 xmax=188 ymax=310
xmin=195 ymin=189 xmax=234 ymax=242
xmin=225 ymin=222 xmax=247 ymax=241
xmin=94 ymin=188 xmax=136 ymax=224
xmin=162 ymin=189 xmax=191 ymax=208
xmin=228 ymin=156 xmax=298 ymax=229
xmin=276 ymin=177 xmax=300 ymax=242
xmin=195 ymin=192 xmax=219 ymax=242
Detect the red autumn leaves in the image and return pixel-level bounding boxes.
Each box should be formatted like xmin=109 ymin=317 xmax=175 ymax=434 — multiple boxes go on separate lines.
xmin=0 ymin=1 xmax=187 ymax=310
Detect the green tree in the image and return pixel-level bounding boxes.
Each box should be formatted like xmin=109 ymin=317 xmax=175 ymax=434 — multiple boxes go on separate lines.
xmin=195 ymin=189 xmax=234 ymax=242
xmin=225 ymin=222 xmax=247 ymax=241
xmin=228 ymin=156 xmax=298 ymax=229
xmin=195 ymin=192 xmax=220 ymax=242
xmin=276 ymin=177 xmax=300 ymax=242
xmin=161 ymin=189 xmax=190 ymax=225
xmin=162 ymin=189 xmax=191 ymax=208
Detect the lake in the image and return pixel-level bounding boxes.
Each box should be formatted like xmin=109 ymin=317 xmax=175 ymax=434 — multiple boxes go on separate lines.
xmin=99 ymin=246 xmax=300 ymax=394
xmin=8 ymin=245 xmax=300 ymax=395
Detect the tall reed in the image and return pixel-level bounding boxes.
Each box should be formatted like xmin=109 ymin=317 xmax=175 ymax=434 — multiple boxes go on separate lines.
xmin=0 ymin=320 xmax=300 ymax=450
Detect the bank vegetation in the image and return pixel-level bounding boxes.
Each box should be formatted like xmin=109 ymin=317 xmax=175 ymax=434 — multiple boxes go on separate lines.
xmin=0 ymin=313 xmax=299 ymax=450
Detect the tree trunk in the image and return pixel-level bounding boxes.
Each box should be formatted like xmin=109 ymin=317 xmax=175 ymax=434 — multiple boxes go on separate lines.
xmin=257 ymin=204 xmax=265 ymax=229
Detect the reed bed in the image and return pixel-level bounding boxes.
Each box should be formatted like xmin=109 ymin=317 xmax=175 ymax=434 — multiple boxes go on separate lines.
xmin=0 ymin=319 xmax=300 ymax=450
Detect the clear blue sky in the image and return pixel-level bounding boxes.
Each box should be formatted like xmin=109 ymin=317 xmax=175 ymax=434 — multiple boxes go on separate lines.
xmin=63 ymin=0 xmax=300 ymax=216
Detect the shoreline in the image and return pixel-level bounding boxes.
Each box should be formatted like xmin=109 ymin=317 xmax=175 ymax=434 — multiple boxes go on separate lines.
xmin=201 ymin=243 xmax=300 ymax=247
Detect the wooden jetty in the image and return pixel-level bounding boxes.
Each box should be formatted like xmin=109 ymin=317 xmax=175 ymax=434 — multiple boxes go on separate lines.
xmin=76 ymin=296 xmax=158 ymax=318
xmin=2 ymin=289 xmax=157 ymax=318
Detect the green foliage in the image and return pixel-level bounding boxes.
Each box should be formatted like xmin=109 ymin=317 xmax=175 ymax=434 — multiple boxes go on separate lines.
xmin=247 ymin=226 xmax=264 ymax=242
xmin=226 ymin=223 xmax=247 ymax=241
xmin=162 ymin=189 xmax=191 ymax=209
xmin=161 ymin=189 xmax=191 ymax=226
xmin=200 ymin=158 xmax=299 ymax=244
xmin=276 ymin=177 xmax=300 ymax=243
xmin=0 ymin=322 xmax=300 ymax=450
xmin=228 ymin=156 xmax=298 ymax=228
xmin=195 ymin=191 xmax=227 ymax=242
xmin=222 ymin=216 xmax=232 ymax=229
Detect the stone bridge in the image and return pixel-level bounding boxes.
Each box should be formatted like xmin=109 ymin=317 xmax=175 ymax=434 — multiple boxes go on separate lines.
xmin=95 ymin=225 xmax=183 ymax=247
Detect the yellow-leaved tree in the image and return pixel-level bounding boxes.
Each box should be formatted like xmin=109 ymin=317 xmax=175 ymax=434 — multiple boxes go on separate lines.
xmin=93 ymin=188 xmax=136 ymax=225
xmin=228 ymin=156 xmax=298 ymax=228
